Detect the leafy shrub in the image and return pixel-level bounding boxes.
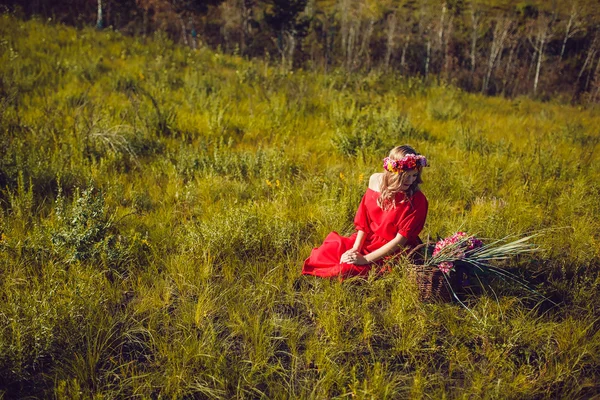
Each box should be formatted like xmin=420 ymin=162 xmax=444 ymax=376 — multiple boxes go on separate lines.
xmin=51 ymin=186 xmax=110 ymax=264
xmin=50 ymin=185 xmax=150 ymax=272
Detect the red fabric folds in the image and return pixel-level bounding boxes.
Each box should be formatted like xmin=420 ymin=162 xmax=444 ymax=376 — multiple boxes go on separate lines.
xmin=302 ymin=188 xmax=428 ymax=279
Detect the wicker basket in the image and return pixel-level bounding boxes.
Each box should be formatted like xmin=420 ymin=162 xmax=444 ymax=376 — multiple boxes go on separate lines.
xmin=407 ymin=244 xmax=463 ymax=303
xmin=410 ymin=264 xmax=462 ymax=302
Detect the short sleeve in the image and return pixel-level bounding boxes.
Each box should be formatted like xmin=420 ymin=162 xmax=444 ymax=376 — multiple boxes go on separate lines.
xmin=353 ymin=191 xmax=370 ymax=233
xmin=396 ymin=194 xmax=428 ymax=239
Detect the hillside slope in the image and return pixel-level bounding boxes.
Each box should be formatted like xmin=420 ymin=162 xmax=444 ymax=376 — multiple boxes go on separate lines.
xmin=1 ymin=15 xmax=599 ymax=398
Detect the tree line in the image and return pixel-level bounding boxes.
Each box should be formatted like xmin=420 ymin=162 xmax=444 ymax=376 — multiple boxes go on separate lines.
xmin=5 ymin=0 xmax=600 ymax=102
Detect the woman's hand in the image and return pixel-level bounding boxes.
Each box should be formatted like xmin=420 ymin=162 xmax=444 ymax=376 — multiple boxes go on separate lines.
xmin=340 ymin=249 xmax=355 ymax=264
xmin=340 ymin=249 xmax=370 ymax=265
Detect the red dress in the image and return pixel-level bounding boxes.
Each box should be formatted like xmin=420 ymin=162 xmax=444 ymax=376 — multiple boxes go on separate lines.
xmin=302 ymin=188 xmax=428 ymax=278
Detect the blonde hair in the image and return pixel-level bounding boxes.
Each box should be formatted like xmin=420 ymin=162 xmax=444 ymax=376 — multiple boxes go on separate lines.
xmin=377 ymin=145 xmax=424 ymax=210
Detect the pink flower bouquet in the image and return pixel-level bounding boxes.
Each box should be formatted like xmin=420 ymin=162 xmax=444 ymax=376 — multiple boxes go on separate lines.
xmin=415 ymin=231 xmax=546 ymax=309
xmin=430 ymin=232 xmax=484 ymax=274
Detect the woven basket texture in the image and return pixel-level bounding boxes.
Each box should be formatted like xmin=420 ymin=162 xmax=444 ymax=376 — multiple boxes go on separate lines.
xmin=410 ymin=265 xmax=462 ymax=302
xmin=408 ymin=244 xmax=464 ymax=303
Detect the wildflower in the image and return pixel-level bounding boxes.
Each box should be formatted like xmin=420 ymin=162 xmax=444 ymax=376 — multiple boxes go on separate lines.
xmin=438 ymin=262 xmax=454 ymax=274
xmin=0 ymin=233 xmax=6 ymax=242
xmin=266 ymin=179 xmax=272 ymax=187
xmin=358 ymin=173 xmax=364 ymax=183
xmin=339 ymin=172 xmax=345 ymax=180
xmin=432 ymin=232 xmax=483 ymax=273
xmin=467 ymin=237 xmax=483 ymax=250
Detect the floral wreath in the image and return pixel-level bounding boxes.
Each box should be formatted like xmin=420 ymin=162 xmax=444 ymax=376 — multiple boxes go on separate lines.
xmin=383 ymin=154 xmax=428 ymax=174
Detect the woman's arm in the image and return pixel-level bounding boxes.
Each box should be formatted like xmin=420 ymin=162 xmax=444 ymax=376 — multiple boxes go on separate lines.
xmin=352 ymin=230 xmax=365 ymax=252
xmin=352 ymin=233 xmax=408 ymax=265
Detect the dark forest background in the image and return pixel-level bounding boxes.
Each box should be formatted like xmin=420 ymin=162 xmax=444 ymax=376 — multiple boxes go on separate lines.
xmin=3 ymin=0 xmax=600 ymax=103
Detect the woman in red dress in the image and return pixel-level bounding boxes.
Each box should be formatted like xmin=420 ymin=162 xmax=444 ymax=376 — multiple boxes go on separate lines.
xmin=302 ymin=145 xmax=428 ymax=278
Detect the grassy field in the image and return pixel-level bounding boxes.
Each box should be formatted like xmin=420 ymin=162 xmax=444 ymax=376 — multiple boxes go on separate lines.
xmin=1 ymin=14 xmax=599 ymax=399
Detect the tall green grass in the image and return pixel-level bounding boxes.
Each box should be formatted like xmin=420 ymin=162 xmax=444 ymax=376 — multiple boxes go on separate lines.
xmin=1 ymin=14 xmax=599 ymax=398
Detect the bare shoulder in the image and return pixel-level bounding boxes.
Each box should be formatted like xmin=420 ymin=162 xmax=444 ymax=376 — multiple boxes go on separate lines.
xmin=368 ymin=173 xmax=382 ymax=192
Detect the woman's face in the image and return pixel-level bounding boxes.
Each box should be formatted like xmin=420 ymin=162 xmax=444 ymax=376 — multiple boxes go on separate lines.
xmin=399 ymin=169 xmax=419 ymax=191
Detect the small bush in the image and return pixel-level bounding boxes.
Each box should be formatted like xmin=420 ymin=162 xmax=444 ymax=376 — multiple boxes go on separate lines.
xmin=50 ymin=185 xmax=150 ymax=272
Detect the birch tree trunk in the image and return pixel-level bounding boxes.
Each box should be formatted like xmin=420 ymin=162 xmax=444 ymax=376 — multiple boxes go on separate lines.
xmin=443 ymin=17 xmax=453 ymax=80
xmin=142 ymin=8 xmax=148 ymax=38
xmin=275 ymin=32 xmax=287 ymax=70
xmin=357 ymin=18 xmax=375 ymax=71
xmin=584 ymin=52 xmax=598 ymax=91
xmin=346 ymin=23 xmax=358 ymax=71
xmin=578 ymin=35 xmax=598 ymax=82
xmin=273 ymin=30 xmax=295 ymax=71
xmin=531 ymin=18 xmax=551 ymax=96
xmin=340 ymin=0 xmax=351 ymax=65
xmin=437 ymin=1 xmax=447 ymax=80
xmin=533 ymin=31 xmax=546 ymax=95
xmin=287 ymin=31 xmax=296 ymax=71
xmin=482 ymin=18 xmax=511 ymax=94
xmin=400 ymin=35 xmax=410 ymax=73
xmin=591 ymin=55 xmax=600 ymax=102
xmin=425 ymin=38 xmax=431 ymax=79
xmin=179 ymin=15 xmax=189 ymax=46
xmin=559 ymin=4 xmax=584 ymax=63
xmin=501 ymin=37 xmax=517 ymax=96
xmin=470 ymin=7 xmax=481 ymax=84
xmin=560 ymin=8 xmax=575 ymax=62
xmin=96 ymin=0 xmax=103 ymax=29
xmin=190 ymin=17 xmax=197 ymax=49
xmin=438 ymin=2 xmax=446 ymax=47
xmin=323 ymin=15 xmax=331 ymax=71
xmin=384 ymin=12 xmax=397 ymax=71
xmin=574 ymin=33 xmax=598 ymax=99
